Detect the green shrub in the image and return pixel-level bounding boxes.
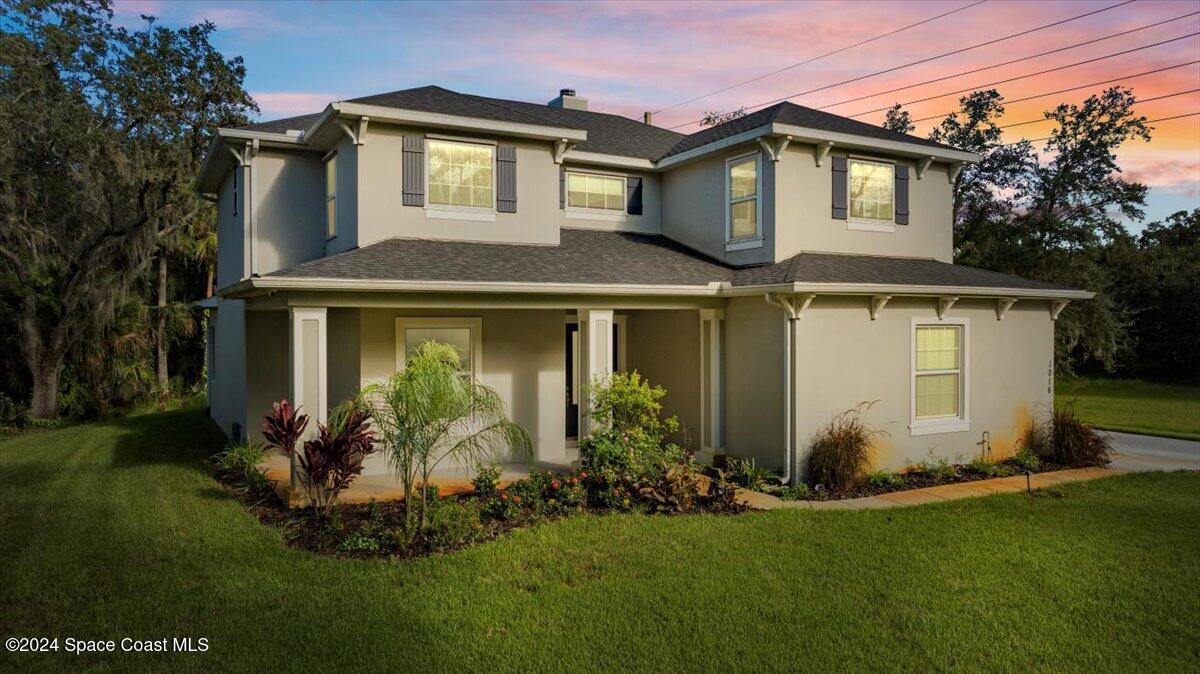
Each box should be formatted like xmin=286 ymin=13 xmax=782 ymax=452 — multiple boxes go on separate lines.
xmin=866 ymin=470 xmax=904 ymax=489
xmin=471 ymin=463 xmax=502 ymax=497
xmin=777 ymin=483 xmax=812 ymax=500
xmin=426 ymin=501 xmax=485 ymax=550
xmin=725 ymin=456 xmax=775 ymax=491
xmin=580 ymin=371 xmax=686 ymax=487
xmin=967 ymin=456 xmax=1013 ymax=478
xmin=913 ymin=452 xmax=958 ymax=481
xmin=806 ymin=402 xmax=885 ymax=492
xmin=1043 ymin=405 xmax=1113 ymax=467
xmin=705 ymin=470 xmax=746 ymax=512
xmin=1011 ymin=447 xmax=1041 ymax=472
xmin=638 ymin=460 xmax=700 ymax=514
xmin=339 ymin=530 xmax=381 ymax=553
xmin=213 ymin=442 xmax=272 ymax=494
xmin=481 ymin=492 xmax=521 ymax=520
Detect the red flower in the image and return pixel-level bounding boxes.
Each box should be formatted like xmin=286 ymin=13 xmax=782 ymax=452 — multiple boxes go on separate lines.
xmin=513 ymin=495 xmax=522 ymax=504
xmin=568 ymin=477 xmax=578 ymax=486
xmin=580 ymin=471 xmax=588 ymax=479
xmin=500 ymin=493 xmax=509 ymax=501
xmin=551 ymin=480 xmax=561 ymax=490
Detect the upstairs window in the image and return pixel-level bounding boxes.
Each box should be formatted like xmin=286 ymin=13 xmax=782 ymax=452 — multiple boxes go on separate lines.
xmin=428 ymin=140 xmax=494 ymax=209
xmin=727 ymin=154 xmax=759 ymax=241
xmin=567 ymin=172 xmax=625 ymax=211
xmin=325 ymin=153 xmax=337 ymax=239
xmin=849 ymin=158 xmax=894 ymax=222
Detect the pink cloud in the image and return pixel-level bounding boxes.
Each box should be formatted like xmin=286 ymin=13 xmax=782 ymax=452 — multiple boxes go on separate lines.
xmin=252 ymin=92 xmax=338 ymax=119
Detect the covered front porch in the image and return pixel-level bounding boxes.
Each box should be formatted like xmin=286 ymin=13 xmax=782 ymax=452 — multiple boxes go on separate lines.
xmin=242 ymin=289 xmax=727 ymax=505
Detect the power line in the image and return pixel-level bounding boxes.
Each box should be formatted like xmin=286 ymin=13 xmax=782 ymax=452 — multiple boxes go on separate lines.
xmin=907 ymin=60 xmax=1200 ymax=124
xmin=666 ymin=0 xmax=1137 ymax=129
xmin=998 ymin=89 xmax=1200 ymax=128
xmin=651 ymin=0 xmax=987 ymax=114
xmin=818 ymin=10 xmax=1199 ymax=111
xmin=1003 ymin=111 xmax=1200 ymax=145
xmin=844 ymin=32 xmax=1200 ymax=119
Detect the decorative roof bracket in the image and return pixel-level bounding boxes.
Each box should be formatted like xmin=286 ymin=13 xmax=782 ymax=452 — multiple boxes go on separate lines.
xmin=870 ymin=294 xmax=891 ymax=321
xmin=917 ymin=156 xmax=934 ymax=180
xmin=554 ymin=139 xmax=575 ymax=164
xmin=936 ymin=296 xmax=959 ymax=320
xmin=995 ymin=297 xmax=1017 ymax=321
xmin=1050 ymin=299 xmax=1070 ymax=321
xmin=758 ymin=135 xmax=792 ymax=162
xmin=815 ymin=141 xmax=834 ymax=167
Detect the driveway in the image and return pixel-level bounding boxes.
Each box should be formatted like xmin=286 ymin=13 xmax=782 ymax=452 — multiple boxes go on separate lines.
xmin=1107 ymin=431 xmax=1200 ymax=472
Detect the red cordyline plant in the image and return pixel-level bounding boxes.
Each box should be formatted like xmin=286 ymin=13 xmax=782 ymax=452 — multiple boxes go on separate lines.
xmin=263 ymin=399 xmax=377 ymax=518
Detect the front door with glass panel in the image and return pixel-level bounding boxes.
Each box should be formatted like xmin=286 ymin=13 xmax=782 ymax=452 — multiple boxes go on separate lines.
xmin=565 ymin=320 xmax=622 ymax=440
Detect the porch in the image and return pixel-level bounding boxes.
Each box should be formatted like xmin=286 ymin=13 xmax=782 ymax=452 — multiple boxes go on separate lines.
xmin=242 ymin=290 xmax=728 ymax=505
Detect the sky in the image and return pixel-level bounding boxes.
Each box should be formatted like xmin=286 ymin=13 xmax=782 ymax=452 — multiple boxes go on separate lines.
xmin=113 ymin=0 xmax=1200 ymax=229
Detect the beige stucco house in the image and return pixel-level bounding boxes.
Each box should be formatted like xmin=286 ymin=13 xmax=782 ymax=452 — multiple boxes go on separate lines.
xmin=196 ymin=85 xmax=1091 ymax=484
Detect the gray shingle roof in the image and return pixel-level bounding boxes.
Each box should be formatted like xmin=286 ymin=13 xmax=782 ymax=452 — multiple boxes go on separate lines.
xmin=233 ymin=86 xmax=960 ymax=160
xmin=264 ymin=229 xmax=1079 ymax=294
xmin=661 ymin=102 xmax=960 ymax=158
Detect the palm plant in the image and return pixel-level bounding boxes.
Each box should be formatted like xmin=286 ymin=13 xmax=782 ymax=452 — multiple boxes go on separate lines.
xmin=360 ymin=341 xmax=531 ymax=531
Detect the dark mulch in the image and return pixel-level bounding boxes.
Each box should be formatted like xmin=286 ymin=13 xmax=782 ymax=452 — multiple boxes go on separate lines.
xmin=781 ymin=459 xmax=1074 ymax=501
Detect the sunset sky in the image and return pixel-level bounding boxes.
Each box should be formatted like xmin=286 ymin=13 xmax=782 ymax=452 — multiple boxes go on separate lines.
xmin=115 ymin=0 xmax=1200 ymax=228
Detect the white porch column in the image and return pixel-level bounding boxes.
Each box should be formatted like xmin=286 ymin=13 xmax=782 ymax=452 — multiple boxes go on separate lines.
xmin=288 ymin=307 xmax=327 ymax=488
xmin=577 ymin=309 xmax=614 ymax=438
xmin=699 ymin=309 xmax=724 ymax=460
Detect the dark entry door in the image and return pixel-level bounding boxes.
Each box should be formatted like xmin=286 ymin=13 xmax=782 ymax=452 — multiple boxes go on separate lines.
xmin=565 ymin=323 xmax=579 ymax=438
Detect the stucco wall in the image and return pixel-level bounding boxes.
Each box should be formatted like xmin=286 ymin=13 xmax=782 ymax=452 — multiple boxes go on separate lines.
xmin=209 ymin=298 xmax=247 ymax=440
xmin=357 ymin=308 xmax=566 ymax=474
xmin=253 ymin=148 xmax=326 ymax=275
xmin=244 ymin=309 xmax=288 ymax=443
xmin=722 ymin=296 xmax=786 ymax=468
xmin=774 ymin=144 xmax=954 ymax=262
xmin=215 ymin=168 xmax=244 ymax=289
xmin=625 ymin=310 xmax=702 ymax=450
xmin=356 ymin=123 xmax=560 ymax=246
xmin=326 ymin=135 xmax=360 ymax=256
xmin=661 ymin=148 xmax=777 ymax=266
xmin=791 ymin=296 xmax=1054 ymax=475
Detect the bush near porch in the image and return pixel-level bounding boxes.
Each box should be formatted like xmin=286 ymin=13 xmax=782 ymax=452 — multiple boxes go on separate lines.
xmin=2 ymin=407 xmax=1198 ymax=671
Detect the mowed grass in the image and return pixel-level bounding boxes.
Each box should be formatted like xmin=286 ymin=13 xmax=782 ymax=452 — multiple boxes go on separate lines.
xmin=1 ymin=409 xmax=1198 ymax=672
xmin=1057 ymin=377 xmax=1200 ymax=440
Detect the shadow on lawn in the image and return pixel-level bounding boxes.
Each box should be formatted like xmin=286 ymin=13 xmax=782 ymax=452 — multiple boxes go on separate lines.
xmin=107 ymin=406 xmax=227 ymax=473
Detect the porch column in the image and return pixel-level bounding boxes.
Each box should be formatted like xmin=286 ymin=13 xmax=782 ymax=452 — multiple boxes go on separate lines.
xmin=288 ymin=307 xmax=327 ymax=489
xmin=699 ymin=309 xmax=724 ymax=460
xmin=577 ymin=309 xmax=614 ymax=438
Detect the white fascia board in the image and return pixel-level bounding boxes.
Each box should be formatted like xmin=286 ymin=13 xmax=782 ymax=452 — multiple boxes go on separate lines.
xmin=654 ymin=125 xmax=774 ymax=169
xmin=562 ymin=150 xmax=656 ymax=170
xmin=220 ymin=276 xmax=722 ymax=298
xmin=770 ymin=123 xmax=980 ymax=163
xmin=726 ymin=281 xmax=1093 ymax=300
xmin=330 ymin=102 xmax=588 ymax=143
xmin=216 ymin=127 xmax=305 ymax=145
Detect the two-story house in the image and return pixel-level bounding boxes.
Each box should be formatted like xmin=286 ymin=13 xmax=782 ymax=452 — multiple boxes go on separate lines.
xmin=196 ymin=85 xmax=1091 ymax=485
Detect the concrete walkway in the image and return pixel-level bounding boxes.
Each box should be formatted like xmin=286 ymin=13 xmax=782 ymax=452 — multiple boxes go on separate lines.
xmin=739 ymin=467 xmax=1123 ymax=511
xmin=1107 ymin=431 xmax=1200 ymax=472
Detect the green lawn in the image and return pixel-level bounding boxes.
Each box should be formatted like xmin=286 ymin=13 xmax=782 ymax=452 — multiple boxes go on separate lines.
xmin=1056 ymin=377 xmax=1200 ymax=440
xmin=2 ymin=409 xmax=1198 ymax=672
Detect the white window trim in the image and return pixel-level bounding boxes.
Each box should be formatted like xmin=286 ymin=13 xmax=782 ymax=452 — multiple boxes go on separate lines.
xmin=395 ymin=316 xmax=483 ymax=379
xmin=847 ymin=155 xmax=896 ymax=232
xmin=909 ymin=317 xmax=970 ymax=436
xmin=424 ymin=137 xmax=497 ymax=220
xmin=324 ymin=152 xmax=337 ymax=240
xmin=564 ymin=168 xmax=628 ymax=222
xmin=725 ymin=151 xmax=763 ymax=250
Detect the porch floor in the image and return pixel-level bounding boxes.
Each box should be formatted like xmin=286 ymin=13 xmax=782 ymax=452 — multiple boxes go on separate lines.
xmin=263 ymin=451 xmax=578 ymax=508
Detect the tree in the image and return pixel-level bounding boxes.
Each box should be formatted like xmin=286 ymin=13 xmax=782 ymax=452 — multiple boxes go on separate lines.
xmin=881 ymin=103 xmax=914 ymax=134
xmin=700 ymin=106 xmax=746 ymax=127
xmin=0 ymin=0 xmax=254 ymax=416
xmin=361 ymin=342 xmax=531 ymax=531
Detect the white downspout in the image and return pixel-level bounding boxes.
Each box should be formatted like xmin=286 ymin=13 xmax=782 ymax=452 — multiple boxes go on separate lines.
xmin=765 ymin=293 xmax=798 ymax=485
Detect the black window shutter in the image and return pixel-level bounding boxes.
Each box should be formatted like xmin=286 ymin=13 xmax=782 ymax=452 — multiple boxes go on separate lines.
xmin=402 ymin=136 xmax=424 ymax=206
xmin=894 ymin=164 xmax=909 ymax=225
xmin=559 ymin=167 xmax=566 ymax=209
xmin=626 ymin=176 xmax=643 ymax=215
xmin=831 ymin=155 xmax=848 ymax=220
xmin=496 ymin=145 xmax=517 ymax=213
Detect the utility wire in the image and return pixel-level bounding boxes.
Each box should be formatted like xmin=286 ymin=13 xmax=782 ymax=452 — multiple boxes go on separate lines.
xmin=818 ymin=10 xmax=1199 ymax=110
xmin=997 ymin=89 xmax=1200 ymax=128
xmin=651 ymin=0 xmax=988 ymax=114
xmin=1003 ymin=111 xmax=1200 ymax=145
xmin=666 ymin=0 xmax=1137 ymax=129
xmin=844 ymin=32 xmax=1199 ymax=119
xmin=906 ymin=60 xmax=1200 ymax=124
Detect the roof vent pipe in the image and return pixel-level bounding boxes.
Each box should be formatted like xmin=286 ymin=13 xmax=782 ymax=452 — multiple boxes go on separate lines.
xmin=643 ymin=111 xmax=653 ymax=125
